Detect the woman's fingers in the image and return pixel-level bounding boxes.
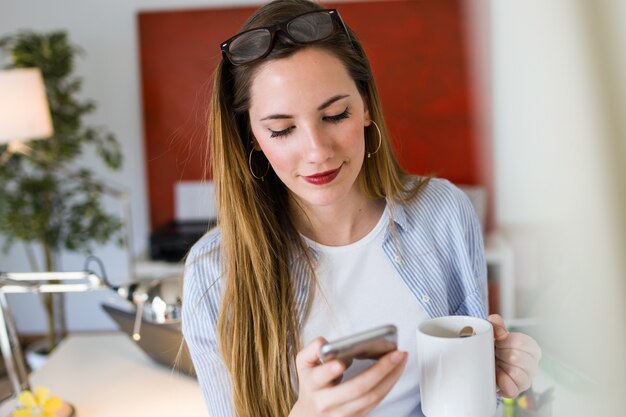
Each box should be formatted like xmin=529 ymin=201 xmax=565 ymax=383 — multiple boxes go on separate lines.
xmin=487 ymin=314 xmax=509 ymax=342
xmin=308 ymin=360 xmax=346 ymax=389
xmin=488 ymin=315 xmax=543 ymax=398
xmin=294 ymin=340 xmax=408 ymax=415
xmin=495 ymin=333 xmax=540 ymax=398
xmin=332 ymin=352 xmax=408 ymax=416
xmin=296 ymin=337 xmax=327 ymax=370
xmin=489 ymin=316 xmax=542 ymax=361
xmin=495 ymin=347 xmax=539 ymax=378
xmin=494 ymin=331 xmax=541 ymax=395
xmin=496 ymin=362 xmax=522 ymax=398
xmin=496 ymin=358 xmax=532 ymax=397
xmin=489 ymin=314 xmax=542 ymax=360
xmin=296 ymin=337 xmax=347 ymax=390
xmin=496 ymin=332 xmax=542 ymax=361
xmin=313 ymin=350 xmax=407 ymax=413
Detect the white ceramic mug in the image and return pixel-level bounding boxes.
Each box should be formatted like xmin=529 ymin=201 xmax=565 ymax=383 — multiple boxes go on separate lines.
xmin=417 ymin=315 xmax=497 ymax=417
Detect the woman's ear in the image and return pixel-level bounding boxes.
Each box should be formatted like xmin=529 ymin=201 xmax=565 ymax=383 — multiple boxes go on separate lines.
xmin=246 ymin=121 xmax=262 ymax=151
xmin=362 ymin=94 xmax=371 ymax=126
xmin=250 ymin=137 xmax=261 ymax=151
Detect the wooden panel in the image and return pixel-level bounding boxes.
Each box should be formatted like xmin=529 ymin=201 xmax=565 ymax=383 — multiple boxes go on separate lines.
xmin=138 ymin=0 xmax=489 ymax=231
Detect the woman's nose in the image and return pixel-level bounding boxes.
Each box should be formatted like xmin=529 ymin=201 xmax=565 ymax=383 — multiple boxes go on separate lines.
xmin=302 ymin=126 xmax=334 ymax=163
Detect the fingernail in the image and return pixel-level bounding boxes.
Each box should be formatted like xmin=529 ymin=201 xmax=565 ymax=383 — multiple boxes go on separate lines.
xmin=332 ymin=362 xmax=343 ymax=373
xmin=390 ymin=351 xmax=404 ymax=364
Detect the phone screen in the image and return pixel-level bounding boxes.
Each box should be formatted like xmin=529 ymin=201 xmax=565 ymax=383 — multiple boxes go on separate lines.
xmin=319 ymin=324 xmax=398 ymax=364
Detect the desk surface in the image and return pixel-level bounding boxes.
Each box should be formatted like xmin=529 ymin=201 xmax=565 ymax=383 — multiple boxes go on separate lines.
xmin=30 ymin=333 xmax=206 ymax=417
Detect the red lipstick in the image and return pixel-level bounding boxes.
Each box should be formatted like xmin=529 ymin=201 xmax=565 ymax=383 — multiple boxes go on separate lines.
xmin=303 ymin=166 xmax=342 ymax=185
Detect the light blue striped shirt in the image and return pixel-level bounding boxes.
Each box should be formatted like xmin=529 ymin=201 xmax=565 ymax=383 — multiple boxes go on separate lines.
xmin=182 ymin=178 xmax=488 ymax=416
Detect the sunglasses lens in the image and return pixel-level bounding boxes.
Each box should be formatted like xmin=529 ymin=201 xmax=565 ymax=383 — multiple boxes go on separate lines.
xmin=287 ymin=12 xmax=333 ymax=43
xmin=228 ymin=29 xmax=272 ymax=64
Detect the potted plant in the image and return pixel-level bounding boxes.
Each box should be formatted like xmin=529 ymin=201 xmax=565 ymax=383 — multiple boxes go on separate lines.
xmin=0 ymin=31 xmax=124 ymax=353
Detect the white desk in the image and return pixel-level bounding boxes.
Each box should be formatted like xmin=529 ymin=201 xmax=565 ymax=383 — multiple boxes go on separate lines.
xmin=29 ymin=333 xmax=206 ymax=417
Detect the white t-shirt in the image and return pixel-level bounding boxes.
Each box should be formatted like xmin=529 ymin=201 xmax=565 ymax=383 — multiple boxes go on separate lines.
xmin=301 ymin=206 xmax=429 ymax=417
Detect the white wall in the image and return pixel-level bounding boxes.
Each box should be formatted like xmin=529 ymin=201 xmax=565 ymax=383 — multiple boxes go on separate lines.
xmin=492 ymin=0 xmax=626 ymax=415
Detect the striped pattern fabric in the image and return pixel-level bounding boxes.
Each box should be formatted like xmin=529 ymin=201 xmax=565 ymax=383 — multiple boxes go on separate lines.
xmin=182 ymin=178 xmax=488 ymax=416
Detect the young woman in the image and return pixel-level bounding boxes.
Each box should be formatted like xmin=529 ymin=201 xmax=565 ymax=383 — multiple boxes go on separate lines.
xmin=182 ymin=1 xmax=542 ymax=416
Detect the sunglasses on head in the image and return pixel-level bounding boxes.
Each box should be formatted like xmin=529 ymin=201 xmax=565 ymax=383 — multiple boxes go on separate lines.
xmin=220 ymin=9 xmax=352 ymax=66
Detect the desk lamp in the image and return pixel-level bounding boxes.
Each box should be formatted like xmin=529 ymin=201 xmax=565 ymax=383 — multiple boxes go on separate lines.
xmin=0 ymin=68 xmax=182 ymax=417
xmin=0 ymin=67 xmax=82 ymax=416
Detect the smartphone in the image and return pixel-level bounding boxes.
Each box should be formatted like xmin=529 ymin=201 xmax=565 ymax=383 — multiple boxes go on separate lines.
xmin=319 ymin=324 xmax=398 ymax=364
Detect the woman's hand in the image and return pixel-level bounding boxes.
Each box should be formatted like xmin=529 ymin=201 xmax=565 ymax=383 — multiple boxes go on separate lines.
xmin=289 ymin=337 xmax=407 ymax=417
xmin=488 ymin=314 xmax=542 ymax=398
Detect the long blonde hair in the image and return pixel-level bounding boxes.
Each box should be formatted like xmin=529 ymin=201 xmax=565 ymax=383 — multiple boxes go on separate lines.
xmin=207 ymin=1 xmax=426 ymax=415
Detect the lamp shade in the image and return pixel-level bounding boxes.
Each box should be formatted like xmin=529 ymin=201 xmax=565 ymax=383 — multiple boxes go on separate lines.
xmin=0 ymin=68 xmax=53 ymax=144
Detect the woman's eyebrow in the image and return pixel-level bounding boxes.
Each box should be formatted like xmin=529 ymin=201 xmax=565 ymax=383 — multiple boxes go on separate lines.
xmin=260 ymin=113 xmax=292 ymax=121
xmin=259 ymin=94 xmax=350 ymax=121
xmin=317 ymin=94 xmax=350 ymax=111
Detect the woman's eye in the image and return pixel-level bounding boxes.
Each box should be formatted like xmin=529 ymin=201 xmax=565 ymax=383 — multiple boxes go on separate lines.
xmin=324 ymin=108 xmax=351 ymax=123
xmin=269 ymin=126 xmax=294 ymax=138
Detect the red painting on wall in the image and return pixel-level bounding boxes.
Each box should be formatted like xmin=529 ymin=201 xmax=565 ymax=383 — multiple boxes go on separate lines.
xmin=138 ymin=0 xmax=489 ymax=231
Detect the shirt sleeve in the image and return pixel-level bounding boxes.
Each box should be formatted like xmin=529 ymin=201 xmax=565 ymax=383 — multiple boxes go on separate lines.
xmin=182 ymin=240 xmax=235 ymax=416
xmin=450 ymin=185 xmax=489 ymax=319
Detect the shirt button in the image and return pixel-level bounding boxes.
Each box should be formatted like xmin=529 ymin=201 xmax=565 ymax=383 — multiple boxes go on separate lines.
xmin=394 ymin=255 xmax=401 ymax=263
xmin=421 ymin=294 xmax=430 ymax=303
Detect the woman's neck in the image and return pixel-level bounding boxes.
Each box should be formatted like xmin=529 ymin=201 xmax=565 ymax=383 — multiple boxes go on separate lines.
xmin=291 ymin=192 xmax=386 ymax=247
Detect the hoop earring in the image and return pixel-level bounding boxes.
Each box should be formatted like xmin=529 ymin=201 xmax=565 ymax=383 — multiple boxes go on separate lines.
xmin=367 ymin=120 xmax=382 ymax=158
xmin=248 ymin=148 xmax=270 ymax=181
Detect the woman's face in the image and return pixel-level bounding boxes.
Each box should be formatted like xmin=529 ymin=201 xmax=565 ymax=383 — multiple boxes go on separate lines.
xmin=248 ymin=47 xmax=371 ymax=211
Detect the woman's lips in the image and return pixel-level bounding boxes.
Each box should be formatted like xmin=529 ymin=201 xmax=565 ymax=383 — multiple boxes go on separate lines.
xmin=303 ymin=165 xmax=342 ymax=185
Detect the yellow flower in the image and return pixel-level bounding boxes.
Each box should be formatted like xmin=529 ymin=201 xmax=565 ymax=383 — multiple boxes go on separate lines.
xmin=12 ymin=386 xmax=62 ymax=417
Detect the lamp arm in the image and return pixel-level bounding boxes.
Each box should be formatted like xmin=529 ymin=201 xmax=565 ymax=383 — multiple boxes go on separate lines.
xmin=0 ymin=291 xmax=30 ymax=396
xmin=0 ymin=271 xmax=106 ymax=294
